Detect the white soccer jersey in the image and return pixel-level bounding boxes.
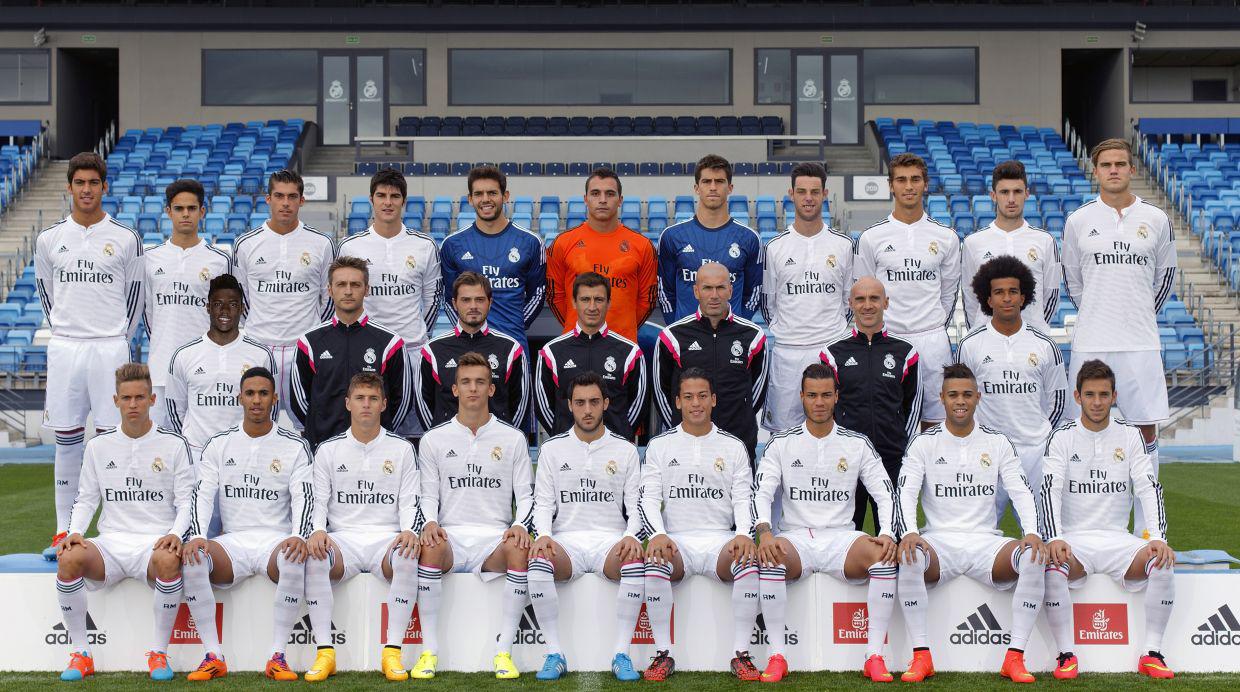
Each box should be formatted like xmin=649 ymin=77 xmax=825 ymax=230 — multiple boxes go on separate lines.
xmin=960 ymin=223 xmax=1061 ymax=332
xmin=67 ymin=425 xmax=195 ymax=537
xmin=761 ymin=225 xmax=854 ymax=346
xmin=143 ymin=240 xmax=233 ymax=386
xmin=853 ymin=214 xmax=961 ymax=336
xmin=531 ymin=427 xmax=642 ymax=538
xmin=190 ymin=424 xmax=313 ymax=539
xmin=638 ymin=424 xmax=753 ymax=537
xmin=1063 ymin=196 xmax=1176 ymax=352
xmin=232 ymin=221 xmax=336 ymax=346
xmin=418 ymin=415 xmax=534 ymax=532
xmin=336 ymin=226 xmax=443 ymax=347
xmin=753 ymin=423 xmax=896 ymax=536
xmin=311 ymin=427 xmax=422 ymax=534
xmin=895 ymin=424 xmax=1039 ymax=537
xmin=35 ymin=214 xmax=144 ymax=340
xmin=1040 ymin=417 xmax=1166 ymax=542
xmin=165 ymin=331 xmax=276 ymax=450
xmin=954 ymin=322 xmax=1068 ymax=449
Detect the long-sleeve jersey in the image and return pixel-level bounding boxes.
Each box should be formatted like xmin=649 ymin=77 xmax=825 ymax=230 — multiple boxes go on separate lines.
xmin=190 ymin=424 xmax=313 ymax=539
xmin=531 ymin=427 xmax=642 ymax=539
xmin=960 ymin=223 xmax=1061 ymax=332
xmin=336 ymin=226 xmax=442 ymax=348
xmin=638 ymin=424 xmax=753 ymax=538
xmin=760 ymin=225 xmax=855 ymax=347
xmin=657 ymin=216 xmax=764 ymax=323
xmin=35 ymin=213 xmax=144 ymax=340
xmin=535 ymin=323 xmax=645 ymax=439
xmin=232 ymin=221 xmax=336 ymax=346
xmin=142 ymin=240 xmax=232 ymax=386
xmin=416 ymin=322 xmax=528 ymax=430
xmin=165 ymin=331 xmax=276 ymax=450
xmin=753 ymin=423 xmax=896 ymax=536
xmin=310 ymin=427 xmax=422 ymax=534
xmin=853 ymin=214 xmax=961 ymax=335
xmin=820 ymin=330 xmax=921 ymax=466
xmin=439 ymin=221 xmax=545 ymax=349
xmin=954 ymin=322 xmax=1068 ymax=449
xmin=67 ymin=425 xmax=195 ymax=539
xmin=546 ymin=222 xmax=657 ymax=343
xmin=895 ymin=424 xmax=1039 ymax=538
xmin=1062 ymin=196 xmax=1177 ymax=352
xmin=417 ymin=415 xmax=534 ymax=532
xmin=1040 ymin=418 xmax=1166 ymax=542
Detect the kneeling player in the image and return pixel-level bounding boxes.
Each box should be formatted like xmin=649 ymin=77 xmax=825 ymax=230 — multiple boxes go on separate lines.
xmin=179 ymin=367 xmax=313 ymax=681
xmin=54 ymin=363 xmax=194 ymax=681
xmin=1040 ymin=359 xmax=1176 ymax=679
xmin=895 ymin=364 xmax=1048 ymax=683
xmin=304 ymin=373 xmax=423 ymax=682
xmin=527 ymin=372 xmax=645 ymax=681
xmin=415 ymin=351 xmax=535 ymax=679
xmin=639 ymin=367 xmax=758 ymax=681
xmin=752 ymin=364 xmax=899 ymax=682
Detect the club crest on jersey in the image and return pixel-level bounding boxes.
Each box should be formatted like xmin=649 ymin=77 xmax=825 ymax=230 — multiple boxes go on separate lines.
xmin=1137 ymin=224 xmax=1149 ymax=239
xmin=1113 ymin=448 xmax=1125 ymax=463
xmin=1028 ymin=352 xmax=1039 ymax=367
xmin=488 ymin=353 xmax=500 ymax=370
xmin=979 ymin=453 xmax=991 ymax=468
xmin=826 ymin=254 xmax=837 ymax=268
xmin=837 ymin=458 xmax=848 ymax=473
xmin=241 ymin=363 xmax=251 ymax=374
xmin=364 ymin=347 xmax=377 ymax=365
xmin=406 ymin=255 xmax=416 ymax=269
xmin=491 ymin=446 xmax=503 ymax=462
xmin=883 ymin=353 xmax=896 ymax=370
xmin=728 ymin=243 xmax=741 ymax=259
xmin=928 ymin=241 xmax=939 ymax=256
xmin=714 ymin=457 xmax=725 ymax=472
xmin=730 ymin=340 xmax=744 ymax=357
xmin=508 ymin=247 xmax=521 ymax=263
xmin=382 ymin=459 xmax=395 ymax=475
xmin=152 ymin=457 xmax=165 ymax=473
xmin=270 ymin=459 xmax=282 ymax=474
xmin=604 ymin=356 xmax=617 ymax=373
xmin=1027 ymin=248 xmax=1039 ymax=263
xmin=102 ymin=243 xmax=115 ymax=257
xmin=199 ymin=267 xmax=211 ymax=281
xmin=619 ymin=240 xmax=630 ymax=253
xmin=300 ymin=251 xmax=311 ymax=266
xmin=605 ymin=460 xmax=618 ymax=476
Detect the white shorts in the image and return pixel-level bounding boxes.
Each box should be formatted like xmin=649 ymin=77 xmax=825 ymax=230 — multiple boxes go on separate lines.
xmin=923 ymin=530 xmax=1016 ymax=591
xmin=330 ymin=530 xmax=397 ymax=583
xmin=1066 ymin=350 xmax=1169 ymax=424
xmin=267 ymin=343 xmax=301 ymax=431
xmin=44 ymin=337 xmax=130 ymax=430
xmin=85 ymin=532 xmax=161 ymax=591
xmin=555 ymin=529 xmax=623 ymax=577
xmin=1062 ymin=530 xmax=1150 ymax=592
xmin=667 ymin=530 xmax=735 ymax=580
xmin=445 ymin=524 xmax=505 ymax=576
xmin=212 ymin=529 xmax=286 ymax=588
xmin=780 ymin=527 xmax=867 ymax=584
xmin=762 ymin=343 xmax=830 ymax=432
xmin=898 ymin=329 xmax=951 ymax=423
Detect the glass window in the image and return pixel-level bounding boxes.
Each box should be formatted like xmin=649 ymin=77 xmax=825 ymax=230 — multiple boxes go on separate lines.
xmin=389 ymin=49 xmax=426 ymax=105
xmin=863 ymin=48 xmax=977 ymax=104
xmin=1131 ymin=49 xmax=1240 ymax=103
xmin=449 ymin=49 xmax=730 ymax=105
xmin=202 ymin=49 xmax=317 ymax=105
xmin=756 ymin=49 xmax=791 ymax=104
xmin=0 ymin=50 xmax=50 ymax=104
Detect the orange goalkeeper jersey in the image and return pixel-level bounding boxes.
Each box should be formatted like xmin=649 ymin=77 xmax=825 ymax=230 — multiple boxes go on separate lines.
xmin=546 ymin=222 xmax=657 ymax=342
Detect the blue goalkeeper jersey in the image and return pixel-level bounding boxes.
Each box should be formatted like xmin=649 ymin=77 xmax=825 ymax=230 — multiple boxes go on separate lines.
xmin=440 ymin=221 xmax=546 ymax=348
xmin=657 ymin=216 xmax=764 ymax=323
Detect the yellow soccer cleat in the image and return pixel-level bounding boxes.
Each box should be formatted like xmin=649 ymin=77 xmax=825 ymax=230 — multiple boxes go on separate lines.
xmin=303 ymin=648 xmax=337 ymax=683
xmin=410 ymin=651 xmax=438 ymax=680
xmin=381 ymin=646 xmax=409 ymax=681
xmin=493 ymin=651 xmax=519 ymax=679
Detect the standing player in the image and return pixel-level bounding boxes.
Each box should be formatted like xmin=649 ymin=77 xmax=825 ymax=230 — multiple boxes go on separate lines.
xmin=165 ymin=274 xmax=276 ymax=455
xmin=526 ymin=372 xmax=645 ymax=681
xmin=179 ymin=366 xmax=313 ymax=681
xmin=657 ymin=154 xmax=763 ymax=323
xmin=854 ymin=153 xmax=961 ymax=426
xmin=303 ymin=373 xmax=424 ymax=682
xmin=535 ymin=272 xmax=646 ymax=439
xmin=546 ymin=167 xmax=657 ymax=342
xmin=956 ymin=256 xmax=1067 ymax=518
xmin=961 ymin=161 xmax=1061 ymax=332
xmin=894 ymin=364 xmax=1047 ymax=683
xmin=36 ymin=152 xmax=145 ymax=559
xmin=1063 ymin=138 xmax=1176 ymax=537
xmin=232 ymin=169 xmax=336 ymax=427
xmin=751 ymin=364 xmax=899 ymax=682
xmin=761 ymin=162 xmax=854 ymax=432
xmin=639 ymin=368 xmax=758 ymax=681
xmin=1040 ymin=360 xmax=1176 ymax=679
xmin=53 ymin=363 xmax=194 ymax=682
xmin=143 ymin=178 xmax=231 ymax=427
xmin=414 ymin=352 xmax=535 ymax=680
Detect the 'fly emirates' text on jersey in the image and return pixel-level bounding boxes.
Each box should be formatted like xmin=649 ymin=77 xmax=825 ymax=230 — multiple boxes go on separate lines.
xmin=336 ymin=225 xmax=443 ymax=348
xmin=165 ymin=331 xmax=276 ymax=450
xmin=311 ymin=427 xmax=422 ymax=534
xmin=440 ymin=221 xmax=546 ymax=349
xmin=35 ymin=214 xmax=144 ymax=340
xmin=143 ymin=240 xmax=232 ymax=386
xmin=854 ymin=214 xmax=961 ymax=335
xmin=960 ymin=222 xmax=1061 ymax=332
xmin=232 ymin=221 xmax=336 ymax=346
xmin=418 ymin=415 xmax=534 ymax=532
xmin=638 ymin=424 xmax=753 ymax=537
xmin=761 ymin=225 xmax=855 ymax=346
xmin=190 ymin=424 xmax=313 ymax=539
xmin=532 ymin=427 xmax=642 ymax=538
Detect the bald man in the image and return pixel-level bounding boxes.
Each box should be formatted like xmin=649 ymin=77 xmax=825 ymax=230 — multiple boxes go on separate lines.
xmin=654 ymin=262 xmax=769 ymax=461
xmin=819 ymin=277 xmax=921 ymax=532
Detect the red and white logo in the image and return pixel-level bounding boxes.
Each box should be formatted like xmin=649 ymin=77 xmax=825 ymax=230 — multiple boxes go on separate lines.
xmin=833 ymin=602 xmax=885 ymax=644
xmin=170 ymin=604 xmax=223 ymax=645
xmin=379 ymin=603 xmax=423 ymax=645
xmin=631 ymin=603 xmax=674 ymax=645
xmin=1073 ymin=603 xmax=1128 ymax=645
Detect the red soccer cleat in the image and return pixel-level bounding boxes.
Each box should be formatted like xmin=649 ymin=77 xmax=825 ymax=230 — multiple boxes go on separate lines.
xmin=644 ymin=650 xmax=675 ymax=681
xmin=760 ymin=653 xmax=788 ymax=682
xmin=731 ymin=651 xmax=760 ymax=681
xmin=1053 ymin=653 xmax=1079 ymax=679
xmin=1138 ymin=652 xmax=1175 ymax=679
xmin=1000 ymin=649 xmax=1035 ymax=683
xmin=863 ymin=654 xmax=893 ymax=682
xmin=901 ymin=649 xmax=935 ymax=683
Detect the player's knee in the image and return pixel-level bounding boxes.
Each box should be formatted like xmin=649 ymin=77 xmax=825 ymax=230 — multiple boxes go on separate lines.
xmin=56 ymin=547 xmax=87 ymax=578
xmin=306 ymin=554 xmax=332 ymax=577
xmin=149 ymin=551 xmax=181 ymax=580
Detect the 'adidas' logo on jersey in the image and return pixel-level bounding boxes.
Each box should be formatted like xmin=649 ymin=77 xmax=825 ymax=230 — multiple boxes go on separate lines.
xmin=1069 ymin=453 xmax=1082 ymax=463
xmin=255 ymin=257 xmax=267 ymax=265
xmin=950 ymin=603 xmax=1010 ymax=645
xmin=446 ymin=450 xmax=457 ymax=458
xmin=982 ymin=251 xmax=993 ymax=260
xmin=934 ymin=456 xmax=947 ymax=465
xmin=981 ymin=355 xmax=994 ymax=364
xmin=573 ymin=240 xmax=586 ymax=249
xmin=668 ymin=459 xmax=680 ymax=467
xmin=336 ymin=464 xmax=348 ymax=472
xmin=784 ymin=257 xmax=796 ymax=266
xmin=461 ymin=251 xmax=474 ymax=261
xmin=559 ymin=463 xmax=572 ymax=472
xmin=154 ymin=267 xmax=165 ymax=276
xmin=445 ymin=358 xmax=457 ymax=368
xmin=681 ymin=244 xmax=695 ymax=253
xmin=882 ymin=244 xmax=896 ymax=253
xmin=791 ymin=459 xmax=803 ymax=468
xmin=688 ymin=341 xmax=702 ymax=351
xmin=105 ymin=460 xmax=117 ymax=470
xmin=320 ymin=350 xmax=333 ymax=360
xmin=225 ymin=458 xmax=236 ymax=467
xmin=1088 ymin=229 xmax=1100 ymax=237
xmin=56 ymin=245 xmax=69 ymax=254
xmin=193 ymin=366 xmax=206 ymax=375
xmin=844 ymin=356 xmax=858 ymax=367
xmin=563 ymin=359 xmax=576 ymax=368
xmin=1192 ymin=604 xmax=1240 ymax=645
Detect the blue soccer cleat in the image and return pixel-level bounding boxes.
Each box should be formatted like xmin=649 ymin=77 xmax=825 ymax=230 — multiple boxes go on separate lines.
xmin=536 ymin=653 xmax=567 ymax=681
xmin=611 ymin=653 xmax=640 ymax=681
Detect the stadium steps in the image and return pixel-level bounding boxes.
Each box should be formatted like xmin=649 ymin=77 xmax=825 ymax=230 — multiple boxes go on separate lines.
xmin=305 ymin=145 xmax=369 ymax=176
xmin=0 ymin=160 xmax=67 ymax=264
xmin=820 ymin=145 xmax=881 ymax=175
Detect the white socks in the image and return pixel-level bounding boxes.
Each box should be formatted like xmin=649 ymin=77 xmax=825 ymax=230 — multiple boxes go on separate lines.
xmin=496 ymin=569 xmax=528 ymax=655
xmin=385 ymin=551 xmax=419 ymax=648
xmin=271 ymin=552 xmax=304 ymax=656
xmin=1043 ymin=563 xmax=1073 ymax=654
xmin=758 ymin=565 xmax=787 ymax=656
xmin=1008 ymin=547 xmax=1045 ymax=651
xmin=152 ymin=576 xmax=183 ymax=653
xmin=615 ymin=561 xmax=645 ymax=656
xmin=54 ymin=431 xmax=85 ymax=534
xmin=731 ymin=561 xmax=760 ymax=654
xmin=416 ymin=564 xmax=443 ymax=653
xmin=898 ymin=548 xmax=930 ymax=649
xmin=304 ymin=553 xmax=335 ymax=648
xmin=1144 ymin=557 xmax=1175 ymax=653
xmin=643 ymin=562 xmax=674 ymax=651
xmin=527 ymin=557 xmax=560 ymax=654
xmin=181 ymin=552 xmax=221 ymax=657
xmin=57 ymin=576 xmax=89 ymax=655
xmin=866 ymin=562 xmax=898 ymax=658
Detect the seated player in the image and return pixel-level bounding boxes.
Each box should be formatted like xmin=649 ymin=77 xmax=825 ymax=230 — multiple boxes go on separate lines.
xmin=303 ymin=373 xmax=424 ymax=682
xmin=639 ymin=367 xmax=758 ymax=681
xmin=895 ymin=363 xmax=1048 ymax=683
xmin=415 ymin=351 xmax=535 ymax=680
xmin=752 ymin=363 xmax=899 ymax=682
xmin=178 ymin=366 xmax=313 ymax=681
xmin=54 ymin=363 xmax=194 ymax=681
xmin=1040 ymin=359 xmax=1176 ymax=679
xmin=527 ymin=371 xmax=645 ymax=681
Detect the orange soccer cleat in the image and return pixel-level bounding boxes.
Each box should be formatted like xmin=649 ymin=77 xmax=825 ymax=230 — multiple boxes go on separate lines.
xmin=1000 ymin=649 xmax=1035 ymax=683
xmin=265 ymin=652 xmax=298 ymax=681
xmin=187 ymin=653 xmax=227 ymax=681
xmin=760 ymin=653 xmax=788 ymax=682
xmin=1053 ymin=653 xmax=1079 ymax=679
xmin=1138 ymin=652 xmax=1175 ymax=679
xmin=60 ymin=651 xmax=95 ymax=682
xmin=901 ymin=649 xmax=935 ymax=683
xmin=863 ymin=654 xmax=893 ymax=682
